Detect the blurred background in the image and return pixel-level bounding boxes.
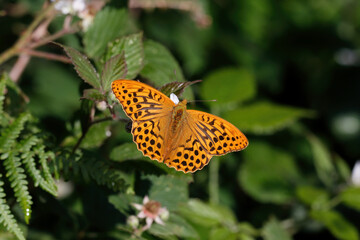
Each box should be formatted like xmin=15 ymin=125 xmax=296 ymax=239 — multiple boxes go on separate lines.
xmin=0 ymin=0 xmax=360 ymax=239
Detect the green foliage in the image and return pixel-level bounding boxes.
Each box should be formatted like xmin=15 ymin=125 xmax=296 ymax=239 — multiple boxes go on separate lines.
xmin=104 ymin=32 xmax=145 ymax=79
xmin=1 ymin=0 xmax=359 ymax=239
xmin=225 ymin=102 xmax=314 ymax=134
xmin=84 ymin=8 xmax=136 ymax=59
xmin=140 ymin=40 xmax=185 ymax=86
xmin=63 ymin=45 xmax=101 ymax=90
xmin=239 ymin=141 xmax=301 ymax=203
xmin=0 ymin=175 xmax=25 ymax=240
xmin=262 ymin=218 xmax=292 ymax=240
xmin=201 ymin=68 xmax=256 ymax=105
xmin=310 ymin=210 xmax=359 ymax=240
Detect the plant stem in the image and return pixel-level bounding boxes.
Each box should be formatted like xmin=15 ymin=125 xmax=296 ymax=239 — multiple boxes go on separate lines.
xmin=0 ymin=2 xmax=55 ymax=65
xmin=209 ymin=157 xmax=219 ymax=204
xmin=22 ymin=49 xmax=72 ymax=63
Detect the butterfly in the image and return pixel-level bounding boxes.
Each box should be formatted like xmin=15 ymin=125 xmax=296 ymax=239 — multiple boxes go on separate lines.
xmin=111 ymin=80 xmax=248 ymax=173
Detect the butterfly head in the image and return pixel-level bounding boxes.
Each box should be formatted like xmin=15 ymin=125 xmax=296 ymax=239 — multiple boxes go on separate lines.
xmin=170 ymin=93 xmax=187 ymax=106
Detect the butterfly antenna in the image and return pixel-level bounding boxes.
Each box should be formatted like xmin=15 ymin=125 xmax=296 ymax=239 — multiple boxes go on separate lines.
xmin=188 ymin=99 xmax=217 ymax=103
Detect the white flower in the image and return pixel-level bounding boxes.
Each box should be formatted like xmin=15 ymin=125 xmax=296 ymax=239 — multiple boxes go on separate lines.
xmin=127 ymin=215 xmax=139 ymax=229
xmin=53 ymin=0 xmax=85 ymax=15
xmin=132 ymin=196 xmax=169 ymax=230
xmin=351 ymin=160 xmax=360 ymax=186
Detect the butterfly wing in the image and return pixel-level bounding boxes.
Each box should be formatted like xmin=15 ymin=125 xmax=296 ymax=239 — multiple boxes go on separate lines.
xmin=112 ymin=80 xmax=175 ymax=161
xmin=162 ymin=110 xmax=248 ymax=173
xmin=163 ymin=125 xmax=212 ymax=173
xmin=187 ymin=110 xmax=248 ymax=156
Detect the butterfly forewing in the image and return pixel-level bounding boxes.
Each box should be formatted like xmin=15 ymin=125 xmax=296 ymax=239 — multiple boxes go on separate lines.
xmin=112 ymin=80 xmax=174 ymax=161
xmin=187 ymin=110 xmax=248 ymax=156
xmin=112 ymin=80 xmax=175 ymax=121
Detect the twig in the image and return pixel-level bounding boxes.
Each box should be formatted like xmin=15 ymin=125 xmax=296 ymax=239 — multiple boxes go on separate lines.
xmin=9 ymin=54 xmax=31 ymax=82
xmin=22 ymin=49 xmax=72 ymax=63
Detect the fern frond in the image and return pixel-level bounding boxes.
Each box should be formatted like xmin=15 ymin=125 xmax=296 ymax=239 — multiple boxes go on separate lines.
xmin=0 ymin=175 xmax=25 ymax=240
xmin=35 ymin=145 xmax=57 ymax=195
xmin=4 ymin=152 xmax=32 ymax=224
xmin=19 ymin=137 xmax=57 ymax=196
xmin=0 ymin=113 xmax=30 ymax=152
xmin=53 ymin=150 xmax=128 ymax=192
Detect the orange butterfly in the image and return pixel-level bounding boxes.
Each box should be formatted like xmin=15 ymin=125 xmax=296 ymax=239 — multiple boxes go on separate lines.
xmin=112 ymin=80 xmax=248 ymax=173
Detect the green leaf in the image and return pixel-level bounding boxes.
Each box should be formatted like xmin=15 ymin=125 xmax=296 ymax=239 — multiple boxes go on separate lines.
xmin=262 ymin=218 xmax=292 ymax=240
xmin=140 ymin=40 xmax=185 ymax=87
xmin=108 ymin=193 xmax=141 ymax=215
xmin=296 ymin=186 xmax=329 ymax=208
xmin=82 ymin=89 xmax=106 ymax=102
xmin=84 ymin=8 xmax=136 ymax=59
xmin=149 ymin=213 xmax=198 ymax=239
xmin=80 ymin=120 xmax=111 ymax=148
xmin=201 ymin=68 xmax=256 ymax=105
xmin=144 ymin=175 xmax=189 ymax=210
xmin=101 ymin=53 xmax=127 ymax=92
xmin=239 ymin=141 xmax=301 ymax=203
xmin=335 ymin=154 xmax=351 ymax=182
xmin=225 ymin=102 xmax=314 ymax=134
xmin=62 ymin=45 xmax=100 ymax=89
xmin=210 ymin=227 xmax=237 ymax=240
xmin=311 ymin=210 xmax=359 ymax=240
xmin=105 ymin=32 xmax=144 ymax=79
xmin=158 ymin=80 xmax=201 ymax=97
xmin=28 ymin=63 xmax=80 ymax=120
xmin=340 ymin=187 xmax=360 ymax=211
xmin=178 ymin=199 xmax=237 ymax=227
xmin=0 ymin=175 xmax=25 ymax=240
xmin=306 ymin=134 xmax=337 ymax=187
xmin=110 ymin=142 xmax=145 ymax=162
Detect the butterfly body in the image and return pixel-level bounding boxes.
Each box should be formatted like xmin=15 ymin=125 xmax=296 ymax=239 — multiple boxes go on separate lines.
xmin=112 ymin=80 xmax=248 ymax=173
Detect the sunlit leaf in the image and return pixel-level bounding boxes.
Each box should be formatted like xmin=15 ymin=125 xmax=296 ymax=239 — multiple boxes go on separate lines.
xmin=262 ymin=218 xmax=292 ymax=240
xmin=140 ymin=40 xmax=185 ymax=87
xmin=62 ymin=45 xmax=100 ymax=89
xmin=149 ymin=213 xmax=198 ymax=239
xmin=239 ymin=141 xmax=301 ymax=203
xmin=202 ymin=68 xmax=256 ymax=105
xmin=84 ymin=8 xmax=136 ymax=59
xmin=225 ymin=101 xmax=314 ymax=134
xmin=178 ymin=199 xmax=237 ymax=227
xmin=144 ymin=175 xmax=189 ymax=210
xmin=105 ymin=32 xmax=144 ymax=79
xmin=296 ymin=186 xmax=329 ymax=207
xmin=340 ymin=187 xmax=360 ymax=211
xmin=101 ymin=53 xmax=127 ymax=92
xmin=306 ymin=134 xmax=337 ymax=188
xmin=110 ymin=142 xmax=145 ymax=162
xmin=311 ymin=210 xmax=359 ymax=240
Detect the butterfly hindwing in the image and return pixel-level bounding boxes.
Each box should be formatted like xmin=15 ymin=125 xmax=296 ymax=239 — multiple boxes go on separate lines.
xmin=164 ymin=129 xmax=212 ymax=173
xmin=187 ymin=110 xmax=248 ymax=156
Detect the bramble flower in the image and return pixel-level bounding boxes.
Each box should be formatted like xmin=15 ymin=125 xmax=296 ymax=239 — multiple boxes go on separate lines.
xmin=52 ymin=0 xmax=106 ymax=31
xmin=132 ymin=196 xmax=169 ymax=230
xmin=351 ymin=160 xmax=360 ymax=186
xmin=127 ymin=215 xmax=139 ymax=229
